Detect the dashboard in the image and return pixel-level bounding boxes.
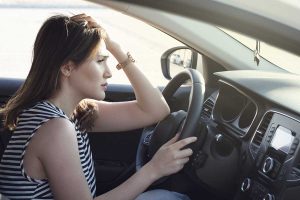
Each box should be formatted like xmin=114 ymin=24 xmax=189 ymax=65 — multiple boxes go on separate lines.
xmin=193 ymin=70 xmax=300 ymax=200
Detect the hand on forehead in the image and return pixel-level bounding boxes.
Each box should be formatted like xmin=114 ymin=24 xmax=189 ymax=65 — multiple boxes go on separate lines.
xmin=71 ymin=13 xmax=101 ymax=29
xmin=99 ymin=39 xmax=109 ymax=57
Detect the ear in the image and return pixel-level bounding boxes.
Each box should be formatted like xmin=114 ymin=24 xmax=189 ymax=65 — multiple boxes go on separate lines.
xmin=60 ymin=61 xmax=75 ymax=77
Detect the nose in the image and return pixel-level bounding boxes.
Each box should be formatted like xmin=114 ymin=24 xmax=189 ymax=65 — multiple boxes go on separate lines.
xmin=103 ymin=63 xmax=112 ymax=79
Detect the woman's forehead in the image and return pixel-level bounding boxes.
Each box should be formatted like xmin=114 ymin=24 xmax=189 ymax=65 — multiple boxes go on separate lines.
xmin=98 ymin=39 xmax=109 ymax=57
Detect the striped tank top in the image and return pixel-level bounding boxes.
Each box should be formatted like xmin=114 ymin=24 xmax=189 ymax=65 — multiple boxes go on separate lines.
xmin=0 ymin=101 xmax=96 ymax=199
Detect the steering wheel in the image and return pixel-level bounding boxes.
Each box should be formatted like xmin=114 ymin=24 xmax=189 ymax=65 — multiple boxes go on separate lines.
xmin=136 ymin=68 xmax=205 ymax=178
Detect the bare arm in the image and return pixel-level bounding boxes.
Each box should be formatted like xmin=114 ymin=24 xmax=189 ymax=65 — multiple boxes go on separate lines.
xmin=98 ymin=134 xmax=196 ymax=200
xmin=36 ymin=119 xmax=196 ymax=200
xmin=91 ymin=42 xmax=170 ymax=133
xmin=35 ymin=118 xmax=94 ymax=200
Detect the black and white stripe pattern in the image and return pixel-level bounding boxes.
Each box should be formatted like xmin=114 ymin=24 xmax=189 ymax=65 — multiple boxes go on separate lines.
xmin=0 ymin=101 xmax=96 ymax=199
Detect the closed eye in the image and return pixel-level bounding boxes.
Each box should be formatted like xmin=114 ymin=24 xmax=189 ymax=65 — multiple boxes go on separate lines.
xmin=97 ymin=56 xmax=108 ymax=64
xmin=97 ymin=59 xmax=105 ymax=63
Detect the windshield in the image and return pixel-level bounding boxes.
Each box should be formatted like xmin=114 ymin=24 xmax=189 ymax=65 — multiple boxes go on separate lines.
xmin=221 ymin=28 xmax=300 ymax=75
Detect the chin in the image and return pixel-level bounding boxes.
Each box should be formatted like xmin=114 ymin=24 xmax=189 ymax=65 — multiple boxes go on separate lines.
xmin=85 ymin=90 xmax=105 ymax=101
xmin=94 ymin=93 xmax=106 ymax=101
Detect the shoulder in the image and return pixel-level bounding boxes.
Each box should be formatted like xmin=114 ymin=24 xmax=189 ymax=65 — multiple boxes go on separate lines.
xmin=39 ymin=117 xmax=75 ymax=135
xmin=21 ymin=101 xmax=67 ymax=117
xmin=26 ymin=117 xmax=93 ymax=199
xmin=37 ymin=117 xmax=76 ymax=142
xmin=30 ymin=118 xmax=78 ymax=159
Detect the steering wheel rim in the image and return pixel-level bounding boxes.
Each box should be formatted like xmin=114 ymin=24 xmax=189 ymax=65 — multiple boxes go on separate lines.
xmin=136 ymin=68 xmax=205 ymax=174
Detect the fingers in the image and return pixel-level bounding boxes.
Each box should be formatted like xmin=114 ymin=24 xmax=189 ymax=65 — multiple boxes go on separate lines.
xmin=175 ymin=148 xmax=193 ymax=159
xmin=87 ymin=21 xmax=101 ymax=28
xmin=171 ymin=136 xmax=197 ymax=150
xmin=150 ymin=135 xmax=196 ymax=177
xmin=71 ymin=13 xmax=101 ymax=28
xmin=162 ymin=133 xmax=180 ymax=146
xmin=177 ymin=157 xmax=189 ymax=165
xmin=71 ymin=13 xmax=87 ymax=19
xmin=173 ymin=157 xmax=190 ymax=172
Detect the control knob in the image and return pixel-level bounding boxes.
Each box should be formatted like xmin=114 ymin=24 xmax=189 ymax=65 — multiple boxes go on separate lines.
xmin=263 ymin=193 xmax=275 ymax=200
xmin=263 ymin=157 xmax=274 ymax=174
xmin=241 ymin=178 xmax=251 ymax=192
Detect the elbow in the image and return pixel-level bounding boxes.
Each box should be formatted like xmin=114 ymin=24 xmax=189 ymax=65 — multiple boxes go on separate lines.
xmin=156 ymin=102 xmax=170 ymax=121
xmin=162 ymin=104 xmax=171 ymax=118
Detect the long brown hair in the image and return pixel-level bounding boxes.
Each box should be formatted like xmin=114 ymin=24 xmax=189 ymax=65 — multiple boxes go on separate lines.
xmin=1 ymin=14 xmax=105 ymax=130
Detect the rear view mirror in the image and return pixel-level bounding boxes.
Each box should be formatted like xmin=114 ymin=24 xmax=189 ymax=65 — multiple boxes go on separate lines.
xmin=161 ymin=46 xmax=197 ymax=80
xmin=169 ymin=49 xmax=192 ymax=78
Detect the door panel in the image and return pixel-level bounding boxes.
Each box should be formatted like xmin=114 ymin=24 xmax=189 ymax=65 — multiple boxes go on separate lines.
xmin=88 ymin=84 xmax=142 ymax=194
xmin=89 ymin=130 xmax=142 ymax=194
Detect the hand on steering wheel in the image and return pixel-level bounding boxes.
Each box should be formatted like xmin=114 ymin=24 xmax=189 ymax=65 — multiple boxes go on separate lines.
xmin=147 ymin=134 xmax=197 ymax=179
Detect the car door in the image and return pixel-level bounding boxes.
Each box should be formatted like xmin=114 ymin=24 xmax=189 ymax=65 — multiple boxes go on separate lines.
xmin=89 ymin=83 xmax=143 ymax=195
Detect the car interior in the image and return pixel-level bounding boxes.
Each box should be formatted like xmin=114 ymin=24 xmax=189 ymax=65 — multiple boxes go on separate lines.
xmin=1 ymin=0 xmax=300 ymax=200
xmin=2 ymin=53 xmax=299 ymax=200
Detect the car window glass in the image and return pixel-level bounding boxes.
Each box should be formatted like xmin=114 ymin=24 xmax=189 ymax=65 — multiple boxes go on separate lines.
xmin=0 ymin=0 xmax=185 ymax=86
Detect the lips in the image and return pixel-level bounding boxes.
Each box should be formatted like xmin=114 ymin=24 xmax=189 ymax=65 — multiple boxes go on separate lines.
xmin=101 ymin=83 xmax=108 ymax=91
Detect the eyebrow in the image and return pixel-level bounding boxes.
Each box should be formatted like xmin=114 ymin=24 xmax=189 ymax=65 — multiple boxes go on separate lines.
xmin=96 ymin=54 xmax=109 ymax=59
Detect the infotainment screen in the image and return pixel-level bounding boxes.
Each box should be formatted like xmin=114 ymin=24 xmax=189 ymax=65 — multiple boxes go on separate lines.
xmin=270 ymin=126 xmax=294 ymax=154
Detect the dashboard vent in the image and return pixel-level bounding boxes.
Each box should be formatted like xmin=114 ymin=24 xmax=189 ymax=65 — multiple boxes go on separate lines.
xmin=252 ymin=112 xmax=273 ymax=146
xmin=200 ymin=99 xmax=214 ymax=120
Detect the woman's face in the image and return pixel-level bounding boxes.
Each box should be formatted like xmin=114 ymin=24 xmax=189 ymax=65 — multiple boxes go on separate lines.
xmin=68 ymin=39 xmax=112 ymax=100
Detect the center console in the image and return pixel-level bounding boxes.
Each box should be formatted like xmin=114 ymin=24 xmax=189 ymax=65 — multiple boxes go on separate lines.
xmin=235 ymin=112 xmax=300 ymax=200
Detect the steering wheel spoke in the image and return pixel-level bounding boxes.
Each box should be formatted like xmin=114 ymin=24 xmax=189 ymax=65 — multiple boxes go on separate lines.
xmin=142 ymin=127 xmax=154 ymax=146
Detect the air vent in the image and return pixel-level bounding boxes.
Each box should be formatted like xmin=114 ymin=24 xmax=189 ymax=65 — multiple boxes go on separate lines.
xmin=200 ymin=99 xmax=214 ymax=120
xmin=252 ymin=112 xmax=274 ymax=146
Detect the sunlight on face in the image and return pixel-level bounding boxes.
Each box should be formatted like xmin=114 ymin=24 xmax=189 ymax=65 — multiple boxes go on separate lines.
xmin=99 ymin=39 xmax=109 ymax=57
xmin=89 ymin=39 xmax=109 ymax=63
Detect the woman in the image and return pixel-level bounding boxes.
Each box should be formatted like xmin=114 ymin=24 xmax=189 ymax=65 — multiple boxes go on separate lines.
xmin=0 ymin=14 xmax=196 ymax=200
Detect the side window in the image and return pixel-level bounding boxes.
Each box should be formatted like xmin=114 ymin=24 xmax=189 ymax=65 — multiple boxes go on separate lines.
xmin=0 ymin=1 xmax=186 ymax=87
xmin=103 ymin=11 xmax=185 ymax=86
